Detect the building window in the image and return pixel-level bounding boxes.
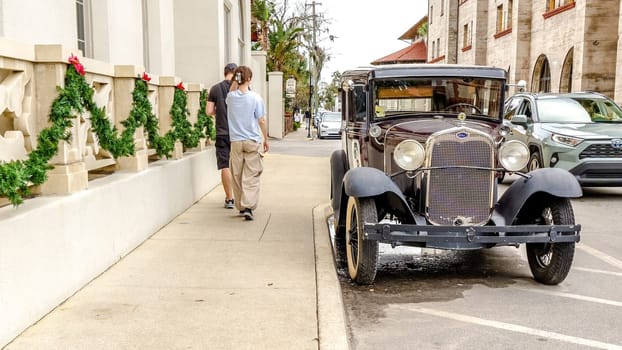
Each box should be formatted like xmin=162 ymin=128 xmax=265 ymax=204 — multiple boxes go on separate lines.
xmin=432 ymin=41 xmax=436 ymax=58
xmin=224 ymin=4 xmax=232 ymax=63
xmin=430 ymin=5 xmax=433 ymax=24
xmin=238 ymin=0 xmax=245 ymax=61
xmin=437 ymin=38 xmax=441 ymax=57
xmin=547 ymin=0 xmax=574 ymax=12
xmin=462 ymin=22 xmax=472 ymax=48
xmin=495 ymin=1 xmax=513 ymax=36
xmin=141 ymin=0 xmax=150 ymax=71
xmin=560 ymin=48 xmax=574 ymax=93
xmin=496 ymin=5 xmax=504 ymax=33
xmin=75 ymin=0 xmax=92 ymax=57
xmin=533 ymin=55 xmax=551 ymax=93
xmin=441 ymin=0 xmax=444 ymax=16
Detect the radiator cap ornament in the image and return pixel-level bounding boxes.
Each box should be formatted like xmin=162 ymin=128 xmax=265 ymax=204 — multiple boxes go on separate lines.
xmin=457 ymin=112 xmax=467 ymax=121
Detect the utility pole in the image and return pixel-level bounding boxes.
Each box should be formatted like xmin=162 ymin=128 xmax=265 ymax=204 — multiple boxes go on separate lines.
xmin=305 ymin=1 xmax=321 ymax=139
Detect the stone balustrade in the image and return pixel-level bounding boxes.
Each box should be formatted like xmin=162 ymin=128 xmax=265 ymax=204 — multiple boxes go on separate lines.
xmin=0 ymin=39 xmax=208 ymax=204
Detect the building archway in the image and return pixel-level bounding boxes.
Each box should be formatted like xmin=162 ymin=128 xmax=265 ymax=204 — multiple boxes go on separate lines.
xmin=532 ymin=54 xmax=551 ymax=92
xmin=559 ymin=48 xmax=574 ymax=93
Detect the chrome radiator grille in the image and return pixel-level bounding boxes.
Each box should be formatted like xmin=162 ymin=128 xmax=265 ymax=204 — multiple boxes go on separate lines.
xmin=426 ymin=130 xmax=494 ymax=226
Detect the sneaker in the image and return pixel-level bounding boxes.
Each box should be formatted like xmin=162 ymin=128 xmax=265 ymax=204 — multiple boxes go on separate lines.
xmin=224 ymin=199 xmax=234 ymax=209
xmin=243 ymin=208 xmax=253 ymax=221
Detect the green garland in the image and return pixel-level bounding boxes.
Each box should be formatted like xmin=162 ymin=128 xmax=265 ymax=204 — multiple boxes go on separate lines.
xmin=0 ymin=60 xmax=216 ymax=207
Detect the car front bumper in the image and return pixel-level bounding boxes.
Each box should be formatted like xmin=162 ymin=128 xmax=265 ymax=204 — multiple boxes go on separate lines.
xmin=364 ymin=223 xmax=581 ymax=249
xmin=566 ymin=161 xmax=622 ymax=186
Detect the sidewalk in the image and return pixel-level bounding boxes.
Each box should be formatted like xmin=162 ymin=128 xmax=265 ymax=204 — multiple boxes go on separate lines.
xmin=4 ymin=129 xmax=349 ymax=350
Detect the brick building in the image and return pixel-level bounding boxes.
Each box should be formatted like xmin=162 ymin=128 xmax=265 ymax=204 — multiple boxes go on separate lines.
xmin=427 ymin=0 xmax=622 ymax=103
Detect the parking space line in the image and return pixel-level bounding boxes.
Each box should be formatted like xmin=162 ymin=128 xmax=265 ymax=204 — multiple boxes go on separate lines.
xmin=519 ymin=288 xmax=622 ymax=307
xmin=578 ymin=244 xmax=622 ymax=271
xmin=402 ymin=306 xmax=622 ymax=350
xmin=575 ymin=267 xmax=622 ymax=277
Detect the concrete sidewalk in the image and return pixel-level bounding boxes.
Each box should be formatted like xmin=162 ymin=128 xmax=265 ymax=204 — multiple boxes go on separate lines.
xmin=4 ymin=130 xmax=349 ymax=350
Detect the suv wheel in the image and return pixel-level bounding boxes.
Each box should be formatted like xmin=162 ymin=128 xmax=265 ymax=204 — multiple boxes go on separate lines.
xmin=524 ymin=197 xmax=576 ymax=285
xmin=345 ymin=197 xmax=379 ymax=284
xmin=528 ymin=152 xmax=542 ymax=172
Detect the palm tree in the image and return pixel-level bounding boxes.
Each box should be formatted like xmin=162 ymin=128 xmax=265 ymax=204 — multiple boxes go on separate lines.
xmin=251 ymin=0 xmax=272 ymax=51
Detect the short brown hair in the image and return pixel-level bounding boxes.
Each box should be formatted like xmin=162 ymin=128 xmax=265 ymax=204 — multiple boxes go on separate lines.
xmin=224 ymin=63 xmax=237 ymax=75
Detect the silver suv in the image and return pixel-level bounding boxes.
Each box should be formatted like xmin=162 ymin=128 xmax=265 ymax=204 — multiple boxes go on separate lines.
xmin=504 ymin=92 xmax=622 ymax=186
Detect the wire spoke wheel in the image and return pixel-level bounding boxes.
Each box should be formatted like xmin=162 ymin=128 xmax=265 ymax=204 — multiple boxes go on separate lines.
xmin=524 ymin=197 xmax=576 ymax=285
xmin=345 ymin=197 xmax=379 ymax=284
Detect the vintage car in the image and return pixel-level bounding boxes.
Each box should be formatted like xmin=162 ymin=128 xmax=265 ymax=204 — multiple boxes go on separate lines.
xmin=330 ymin=64 xmax=582 ymax=285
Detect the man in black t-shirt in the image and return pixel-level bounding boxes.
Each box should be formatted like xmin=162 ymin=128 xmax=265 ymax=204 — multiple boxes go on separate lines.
xmin=207 ymin=63 xmax=237 ymax=209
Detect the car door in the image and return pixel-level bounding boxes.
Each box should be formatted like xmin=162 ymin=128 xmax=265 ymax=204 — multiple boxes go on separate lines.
xmin=504 ymin=96 xmax=533 ymax=146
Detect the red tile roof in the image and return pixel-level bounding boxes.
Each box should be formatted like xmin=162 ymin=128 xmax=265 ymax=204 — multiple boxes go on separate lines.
xmin=371 ymin=39 xmax=427 ymax=65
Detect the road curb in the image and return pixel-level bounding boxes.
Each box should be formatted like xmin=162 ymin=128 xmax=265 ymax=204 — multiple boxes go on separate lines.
xmin=314 ymin=203 xmax=350 ymax=350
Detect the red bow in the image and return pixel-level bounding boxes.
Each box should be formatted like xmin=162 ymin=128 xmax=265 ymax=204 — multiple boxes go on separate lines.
xmin=142 ymin=72 xmax=151 ymax=82
xmin=68 ymin=54 xmax=85 ymax=76
xmin=176 ymin=82 xmax=185 ymax=91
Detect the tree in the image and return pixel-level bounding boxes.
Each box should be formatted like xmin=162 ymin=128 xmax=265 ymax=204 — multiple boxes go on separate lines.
xmin=251 ymin=0 xmax=273 ymax=51
xmin=251 ymin=0 xmax=333 ymax=112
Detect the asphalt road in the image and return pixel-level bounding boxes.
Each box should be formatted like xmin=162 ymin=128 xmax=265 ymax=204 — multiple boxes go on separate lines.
xmin=271 ymin=132 xmax=622 ymax=350
xmin=338 ymin=178 xmax=622 ymax=350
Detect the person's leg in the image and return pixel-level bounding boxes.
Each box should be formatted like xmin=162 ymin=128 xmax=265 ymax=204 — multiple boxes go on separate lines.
xmin=221 ymin=167 xmax=233 ymax=201
xmin=229 ymin=141 xmax=244 ymax=212
xmin=216 ymin=136 xmax=235 ymax=208
xmin=240 ymin=140 xmax=263 ymax=212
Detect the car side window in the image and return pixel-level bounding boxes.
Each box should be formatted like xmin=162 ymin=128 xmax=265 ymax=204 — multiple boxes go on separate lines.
xmin=503 ymin=97 xmax=521 ymax=120
xmin=353 ymin=85 xmax=367 ymax=122
xmin=517 ymin=100 xmax=533 ymax=122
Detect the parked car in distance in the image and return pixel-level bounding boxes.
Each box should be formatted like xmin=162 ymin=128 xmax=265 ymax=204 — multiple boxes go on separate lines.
xmin=318 ymin=111 xmax=342 ymax=139
xmin=330 ymin=64 xmax=582 ymax=286
xmin=314 ymin=109 xmax=326 ymax=128
xmin=504 ymin=91 xmax=622 ymax=186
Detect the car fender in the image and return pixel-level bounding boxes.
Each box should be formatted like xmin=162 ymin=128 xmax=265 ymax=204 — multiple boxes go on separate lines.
xmin=330 ymin=150 xmax=348 ymax=212
xmin=494 ymin=168 xmax=582 ymax=225
xmin=343 ymin=167 xmax=415 ymax=223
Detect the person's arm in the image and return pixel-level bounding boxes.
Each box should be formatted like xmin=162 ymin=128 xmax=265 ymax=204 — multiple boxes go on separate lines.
xmin=258 ymin=116 xmax=269 ymax=152
xmin=206 ymin=101 xmax=216 ymax=115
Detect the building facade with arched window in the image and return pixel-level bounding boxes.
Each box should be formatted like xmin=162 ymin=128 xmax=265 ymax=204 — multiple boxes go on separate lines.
xmin=427 ymin=0 xmax=622 ymax=103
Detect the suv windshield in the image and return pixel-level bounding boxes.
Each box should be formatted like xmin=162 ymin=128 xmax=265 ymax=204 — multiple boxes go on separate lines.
xmin=536 ymin=97 xmax=622 ymax=123
xmin=372 ymin=77 xmax=504 ymax=120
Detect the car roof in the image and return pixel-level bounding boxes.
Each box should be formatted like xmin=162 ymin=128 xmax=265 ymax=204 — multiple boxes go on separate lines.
xmin=342 ymin=63 xmax=507 ymax=81
xmin=514 ymin=91 xmax=610 ymax=101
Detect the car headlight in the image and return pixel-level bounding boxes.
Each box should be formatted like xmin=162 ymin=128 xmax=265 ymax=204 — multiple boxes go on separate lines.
xmin=498 ymin=140 xmax=529 ymax=172
xmin=393 ymin=140 xmax=425 ymax=171
xmin=551 ymin=133 xmax=584 ymax=147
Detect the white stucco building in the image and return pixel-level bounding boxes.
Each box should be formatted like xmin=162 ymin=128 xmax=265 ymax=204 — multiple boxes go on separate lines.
xmin=0 ymin=0 xmax=251 ymax=86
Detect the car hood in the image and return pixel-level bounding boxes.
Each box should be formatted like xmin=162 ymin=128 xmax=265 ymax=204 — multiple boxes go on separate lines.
xmin=380 ymin=117 xmax=498 ymax=142
xmin=540 ymin=123 xmax=622 ymax=139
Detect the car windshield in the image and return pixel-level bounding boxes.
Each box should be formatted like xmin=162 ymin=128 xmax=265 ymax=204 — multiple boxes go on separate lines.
xmin=322 ymin=113 xmax=341 ymax=122
xmin=536 ymin=98 xmax=622 ymax=123
xmin=573 ymin=97 xmax=622 ymax=123
xmin=372 ymin=77 xmax=504 ymax=120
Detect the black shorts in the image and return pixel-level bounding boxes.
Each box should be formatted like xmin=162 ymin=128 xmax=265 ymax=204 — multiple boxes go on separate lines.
xmin=215 ymin=136 xmax=231 ymax=169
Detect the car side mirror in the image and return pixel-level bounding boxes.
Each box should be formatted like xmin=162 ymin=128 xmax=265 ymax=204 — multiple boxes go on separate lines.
xmin=511 ymin=114 xmax=529 ymax=126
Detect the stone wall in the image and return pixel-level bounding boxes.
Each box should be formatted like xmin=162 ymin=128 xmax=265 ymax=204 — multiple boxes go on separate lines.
xmin=431 ymin=0 xmax=622 ymax=102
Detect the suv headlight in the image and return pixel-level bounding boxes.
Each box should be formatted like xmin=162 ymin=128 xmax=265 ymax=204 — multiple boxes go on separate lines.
xmin=394 ymin=140 xmax=425 ymax=171
xmin=498 ymin=140 xmax=529 ymax=172
xmin=552 ymin=133 xmax=584 ymax=147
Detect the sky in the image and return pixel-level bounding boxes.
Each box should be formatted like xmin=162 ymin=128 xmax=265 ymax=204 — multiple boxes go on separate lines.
xmin=312 ymin=0 xmax=428 ymax=83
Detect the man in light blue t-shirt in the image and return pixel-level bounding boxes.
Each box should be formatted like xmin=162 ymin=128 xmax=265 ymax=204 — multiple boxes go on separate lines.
xmin=226 ymin=66 xmax=269 ymax=221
